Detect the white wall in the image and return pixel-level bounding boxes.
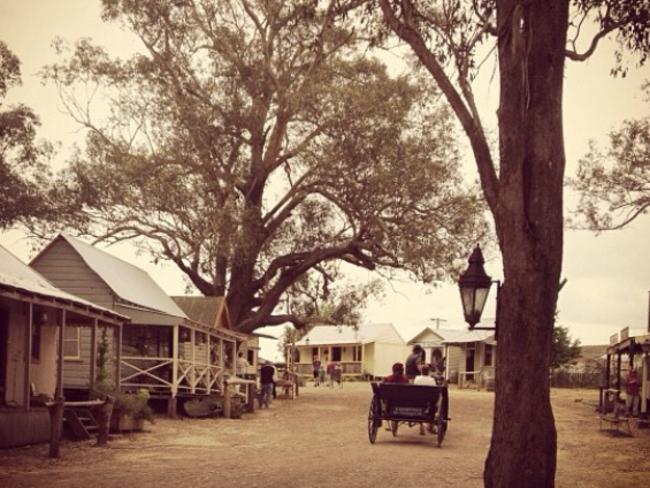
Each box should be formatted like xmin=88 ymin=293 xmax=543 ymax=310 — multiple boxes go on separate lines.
xmin=367 ymin=343 xmax=409 ymax=378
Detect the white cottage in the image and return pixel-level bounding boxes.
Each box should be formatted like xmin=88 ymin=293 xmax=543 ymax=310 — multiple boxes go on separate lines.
xmin=0 ymin=245 xmax=124 ymax=448
xmin=293 ymin=323 xmax=408 ymax=380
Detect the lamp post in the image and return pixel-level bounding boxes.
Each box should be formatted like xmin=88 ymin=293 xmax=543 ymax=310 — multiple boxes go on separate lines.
xmin=458 ymin=245 xmax=500 ymax=332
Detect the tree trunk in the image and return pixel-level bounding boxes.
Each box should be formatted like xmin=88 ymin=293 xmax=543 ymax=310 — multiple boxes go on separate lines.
xmin=485 ymin=2 xmax=568 ymax=487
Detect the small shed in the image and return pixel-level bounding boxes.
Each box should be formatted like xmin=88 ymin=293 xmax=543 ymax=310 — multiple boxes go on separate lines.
xmin=293 ymin=323 xmax=407 ymax=379
xmin=443 ymin=330 xmax=496 ymax=388
xmin=0 ymin=245 xmax=124 ymax=448
xmin=31 ymin=234 xmax=236 ymax=414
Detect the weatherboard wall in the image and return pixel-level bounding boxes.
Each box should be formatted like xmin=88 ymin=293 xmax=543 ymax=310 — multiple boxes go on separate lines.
xmin=63 ymin=325 xmax=116 ymax=389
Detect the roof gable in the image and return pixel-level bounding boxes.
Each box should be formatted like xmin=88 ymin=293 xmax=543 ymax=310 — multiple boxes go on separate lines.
xmin=171 ymin=296 xmax=232 ymax=329
xmin=408 ymin=327 xmax=444 ymax=344
xmin=0 ymin=244 xmax=124 ymax=319
xmin=33 ymin=234 xmax=186 ymax=318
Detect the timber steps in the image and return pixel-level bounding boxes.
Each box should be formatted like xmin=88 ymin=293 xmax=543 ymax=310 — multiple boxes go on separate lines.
xmin=64 ymin=407 xmax=99 ymax=440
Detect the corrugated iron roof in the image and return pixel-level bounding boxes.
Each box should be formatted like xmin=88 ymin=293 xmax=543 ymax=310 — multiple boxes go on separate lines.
xmin=57 ymin=234 xmax=186 ymax=318
xmin=0 ymin=244 xmax=125 ymax=320
xmin=442 ymin=329 xmax=496 ymax=344
xmin=295 ymin=323 xmax=405 ymax=346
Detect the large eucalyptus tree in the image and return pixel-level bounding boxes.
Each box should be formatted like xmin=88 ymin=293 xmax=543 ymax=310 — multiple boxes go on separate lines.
xmin=42 ymin=0 xmax=485 ymax=333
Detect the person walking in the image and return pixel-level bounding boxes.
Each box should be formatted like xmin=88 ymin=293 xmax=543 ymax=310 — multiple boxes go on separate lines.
xmin=259 ymin=362 xmax=276 ymax=408
xmin=326 ymin=361 xmax=335 ymax=387
xmin=312 ymin=355 xmax=321 ymax=386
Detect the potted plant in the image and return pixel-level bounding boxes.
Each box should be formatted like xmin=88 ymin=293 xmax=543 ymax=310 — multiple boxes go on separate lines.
xmin=110 ymin=389 xmax=154 ymax=432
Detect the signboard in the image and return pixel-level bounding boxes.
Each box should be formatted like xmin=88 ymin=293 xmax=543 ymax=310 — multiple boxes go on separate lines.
xmin=609 ymin=333 xmax=618 ymax=345
xmin=620 ymin=327 xmax=629 ymax=341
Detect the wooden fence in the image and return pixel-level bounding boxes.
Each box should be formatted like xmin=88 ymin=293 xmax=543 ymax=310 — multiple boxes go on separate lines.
xmin=550 ymin=369 xmax=601 ymax=388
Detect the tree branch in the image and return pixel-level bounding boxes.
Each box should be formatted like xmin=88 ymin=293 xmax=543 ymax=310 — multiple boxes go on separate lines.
xmin=378 ymin=0 xmax=499 ymax=212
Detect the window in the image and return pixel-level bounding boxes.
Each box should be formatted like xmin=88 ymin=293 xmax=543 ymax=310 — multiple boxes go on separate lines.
xmin=31 ymin=323 xmax=41 ymax=361
xmin=247 ymin=349 xmax=255 ymax=365
xmin=64 ymin=326 xmax=81 ymax=359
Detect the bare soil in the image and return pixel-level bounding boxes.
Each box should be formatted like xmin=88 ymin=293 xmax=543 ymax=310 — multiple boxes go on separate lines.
xmin=0 ymin=384 xmax=648 ymax=487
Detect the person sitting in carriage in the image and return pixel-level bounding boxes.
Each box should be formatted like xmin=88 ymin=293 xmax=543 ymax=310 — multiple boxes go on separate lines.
xmin=384 ymin=362 xmax=409 ymax=383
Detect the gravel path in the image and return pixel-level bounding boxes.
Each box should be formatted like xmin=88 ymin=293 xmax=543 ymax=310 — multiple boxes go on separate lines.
xmin=0 ymin=384 xmax=648 ymax=487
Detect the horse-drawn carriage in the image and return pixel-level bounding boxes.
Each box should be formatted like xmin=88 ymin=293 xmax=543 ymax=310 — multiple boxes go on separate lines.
xmin=367 ymin=382 xmax=449 ymax=447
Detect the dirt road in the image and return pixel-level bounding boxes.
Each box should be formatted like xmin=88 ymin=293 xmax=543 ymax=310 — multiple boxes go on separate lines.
xmin=0 ymin=384 xmax=648 ymax=487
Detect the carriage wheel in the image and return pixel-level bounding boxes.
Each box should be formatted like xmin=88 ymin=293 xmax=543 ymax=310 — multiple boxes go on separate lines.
xmin=390 ymin=420 xmax=399 ymax=437
xmin=436 ymin=414 xmax=447 ymax=447
xmin=368 ymin=399 xmax=379 ymax=444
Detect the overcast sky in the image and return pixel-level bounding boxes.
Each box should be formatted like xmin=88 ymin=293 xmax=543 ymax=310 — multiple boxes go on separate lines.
xmin=1 ymin=1 xmax=649 ymax=360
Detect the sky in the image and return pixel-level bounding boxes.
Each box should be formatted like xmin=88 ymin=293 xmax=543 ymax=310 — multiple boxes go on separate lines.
xmin=1 ymin=1 xmax=649 ymax=361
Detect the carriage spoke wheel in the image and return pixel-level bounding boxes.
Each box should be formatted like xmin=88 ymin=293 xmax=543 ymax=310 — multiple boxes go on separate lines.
xmin=368 ymin=399 xmax=379 ymax=444
xmin=436 ymin=414 xmax=447 ymax=447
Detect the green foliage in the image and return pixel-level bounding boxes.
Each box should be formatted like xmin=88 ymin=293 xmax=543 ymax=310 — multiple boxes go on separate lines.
xmin=572 ymin=0 xmax=650 ymax=75
xmin=113 ymin=389 xmax=154 ymax=423
xmin=277 ymin=325 xmax=305 ymax=356
xmin=95 ymin=328 xmax=111 ymax=387
xmin=37 ymin=1 xmax=487 ymax=332
xmin=572 ymin=82 xmax=650 ymax=230
xmin=0 ymin=41 xmax=54 ymax=229
xmin=550 ymin=325 xmax=581 ymax=369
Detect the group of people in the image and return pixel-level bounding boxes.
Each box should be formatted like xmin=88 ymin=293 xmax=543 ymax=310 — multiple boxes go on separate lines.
xmin=384 ymin=344 xmax=445 ymax=386
xmin=312 ymin=356 xmax=343 ymax=388
xmin=382 ymin=345 xmax=446 ymax=435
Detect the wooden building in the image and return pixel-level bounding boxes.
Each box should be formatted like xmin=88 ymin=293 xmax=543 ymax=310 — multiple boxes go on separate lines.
xmin=443 ymin=330 xmax=496 ymax=389
xmin=0 ymin=245 xmax=124 ymax=448
xmin=407 ymin=326 xmax=466 ymax=383
xmin=602 ymin=327 xmax=650 ymax=417
xmin=293 ymin=323 xmax=407 ymax=380
xmin=171 ymin=296 xmax=253 ymax=371
xmin=31 ymin=234 xmax=243 ymax=414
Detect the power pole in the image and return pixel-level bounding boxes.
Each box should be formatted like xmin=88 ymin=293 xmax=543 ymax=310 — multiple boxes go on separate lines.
xmin=429 ymin=317 xmax=447 ymax=330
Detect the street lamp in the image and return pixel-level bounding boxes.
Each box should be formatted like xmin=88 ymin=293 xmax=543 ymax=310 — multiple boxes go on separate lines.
xmin=458 ymin=245 xmax=500 ymax=331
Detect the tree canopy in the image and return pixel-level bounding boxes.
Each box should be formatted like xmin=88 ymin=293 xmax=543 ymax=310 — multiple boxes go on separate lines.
xmin=572 ymin=82 xmax=650 ymax=230
xmin=0 ymin=41 xmax=53 ymax=229
xmin=39 ymin=0 xmax=486 ymax=333
xmin=550 ymin=324 xmax=581 ymax=369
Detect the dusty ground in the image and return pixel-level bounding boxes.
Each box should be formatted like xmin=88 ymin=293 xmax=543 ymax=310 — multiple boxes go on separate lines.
xmin=0 ymin=384 xmax=648 ymax=487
